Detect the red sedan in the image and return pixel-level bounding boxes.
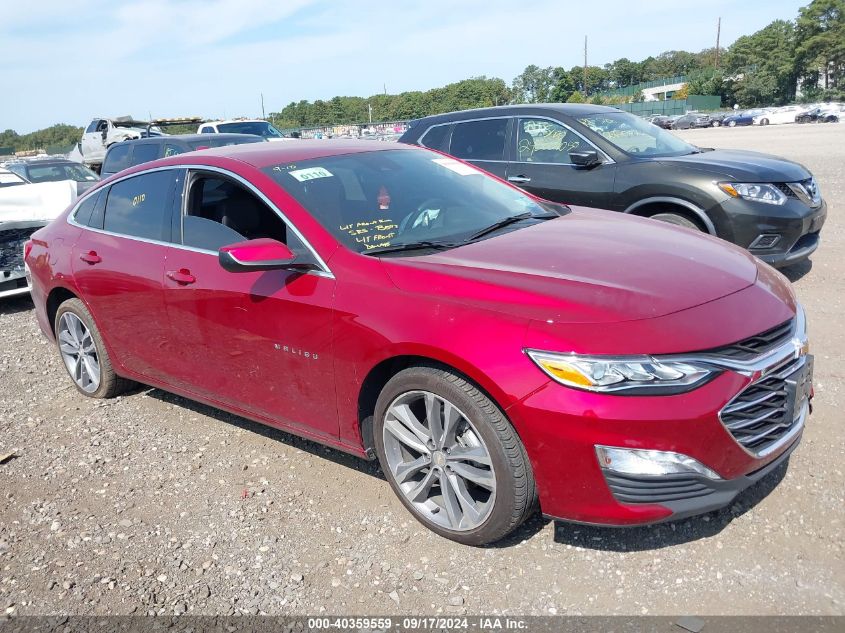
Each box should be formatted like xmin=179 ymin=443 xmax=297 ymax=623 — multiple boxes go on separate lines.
xmin=25 ymin=141 xmax=812 ymax=545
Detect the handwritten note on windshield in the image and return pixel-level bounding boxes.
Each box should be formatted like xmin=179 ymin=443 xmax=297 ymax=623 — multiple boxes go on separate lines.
xmin=340 ymin=218 xmax=398 ymax=250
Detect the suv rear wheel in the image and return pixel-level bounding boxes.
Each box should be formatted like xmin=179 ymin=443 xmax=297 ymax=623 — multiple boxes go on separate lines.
xmin=373 ymin=366 xmax=536 ymax=545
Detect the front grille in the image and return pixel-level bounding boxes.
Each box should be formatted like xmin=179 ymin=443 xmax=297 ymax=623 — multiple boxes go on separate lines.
xmin=704 ymin=319 xmax=794 ymax=361
xmin=720 ymin=356 xmax=809 ymax=454
xmin=0 ymin=227 xmax=38 ymax=271
xmin=604 ymin=472 xmax=717 ymax=504
xmin=774 ymin=183 xmax=797 ymax=198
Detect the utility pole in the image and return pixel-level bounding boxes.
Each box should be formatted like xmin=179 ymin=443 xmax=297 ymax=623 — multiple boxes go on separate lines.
xmin=260 ymin=93 xmax=266 ymax=119
xmin=715 ymin=17 xmax=721 ymax=68
xmin=583 ymin=35 xmax=588 ymax=97
xmin=368 ymin=103 xmax=373 ymax=123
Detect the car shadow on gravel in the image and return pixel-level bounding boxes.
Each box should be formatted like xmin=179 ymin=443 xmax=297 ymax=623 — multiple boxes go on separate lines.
xmin=144 ymin=388 xmax=383 ymax=478
xmin=551 ymin=458 xmax=790 ymax=551
xmin=0 ymin=294 xmax=34 ymax=315
xmin=780 ymin=258 xmax=813 ymax=282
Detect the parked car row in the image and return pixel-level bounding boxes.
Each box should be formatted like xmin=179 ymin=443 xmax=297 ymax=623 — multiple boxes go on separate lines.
xmin=644 ymin=103 xmax=843 ymax=130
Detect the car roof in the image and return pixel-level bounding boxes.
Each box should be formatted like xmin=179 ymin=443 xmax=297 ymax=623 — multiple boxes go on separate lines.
xmin=113 ymin=133 xmax=262 ymax=146
xmin=135 ymin=139 xmax=414 ymax=172
xmin=409 ymin=103 xmax=622 ymax=126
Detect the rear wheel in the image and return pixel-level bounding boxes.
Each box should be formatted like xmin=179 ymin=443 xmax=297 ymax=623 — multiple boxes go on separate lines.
xmin=759 ymin=118 xmax=769 ymax=126
xmin=373 ymin=366 xmax=536 ymax=545
xmin=55 ymin=298 xmax=133 ymax=398
xmin=728 ymin=120 xmax=737 ymax=127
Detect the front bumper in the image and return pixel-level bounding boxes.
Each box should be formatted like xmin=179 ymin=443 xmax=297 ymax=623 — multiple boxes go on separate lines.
xmin=508 ymin=347 xmax=810 ymax=526
xmin=714 ymin=196 xmax=826 ymax=268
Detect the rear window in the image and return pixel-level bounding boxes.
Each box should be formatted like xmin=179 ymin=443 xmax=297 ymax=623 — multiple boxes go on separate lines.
xmin=130 ymin=144 xmax=161 ymax=166
xmin=419 ymin=124 xmax=451 ymax=152
xmin=102 ymin=144 xmax=132 ymax=174
xmin=449 ymin=119 xmax=507 ymax=161
xmin=103 ymin=170 xmax=175 ymax=241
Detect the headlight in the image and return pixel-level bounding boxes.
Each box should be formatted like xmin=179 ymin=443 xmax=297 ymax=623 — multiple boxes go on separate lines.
xmin=718 ymin=182 xmax=787 ymax=205
xmin=525 ymin=350 xmax=716 ymax=394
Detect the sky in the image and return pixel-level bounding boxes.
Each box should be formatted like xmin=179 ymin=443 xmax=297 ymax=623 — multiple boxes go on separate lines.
xmin=1 ymin=0 xmax=807 ymax=133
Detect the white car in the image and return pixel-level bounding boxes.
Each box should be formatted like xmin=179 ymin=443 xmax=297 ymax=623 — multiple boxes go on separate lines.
xmin=79 ymin=117 xmax=163 ymax=167
xmin=197 ymin=119 xmax=293 ymax=141
xmin=753 ymin=106 xmax=806 ymax=126
xmin=0 ymin=167 xmax=77 ymax=298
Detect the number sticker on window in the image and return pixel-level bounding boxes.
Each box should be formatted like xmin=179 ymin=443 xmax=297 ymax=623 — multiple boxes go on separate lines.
xmin=288 ymin=167 xmax=334 ymax=182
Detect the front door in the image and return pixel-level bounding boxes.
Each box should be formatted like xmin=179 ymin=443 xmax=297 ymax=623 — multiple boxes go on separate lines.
xmin=506 ymin=117 xmax=618 ymax=210
xmin=161 ymin=170 xmax=338 ymax=439
xmin=71 ymin=169 xmax=178 ymax=379
xmin=81 ymin=119 xmax=108 ymax=163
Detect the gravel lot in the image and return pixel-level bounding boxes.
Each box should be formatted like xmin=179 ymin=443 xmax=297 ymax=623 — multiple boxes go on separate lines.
xmin=1 ymin=123 xmax=843 ymax=617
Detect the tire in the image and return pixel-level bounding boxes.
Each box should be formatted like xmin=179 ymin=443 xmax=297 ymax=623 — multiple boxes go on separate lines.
xmin=649 ymin=212 xmax=703 ymax=231
xmin=373 ymin=366 xmax=536 ymax=546
xmin=712 ymin=120 xmax=721 ymax=127
xmin=760 ymin=118 xmax=769 ymax=126
xmin=54 ymin=298 xmax=133 ymax=399
xmin=728 ymin=120 xmax=737 ymax=127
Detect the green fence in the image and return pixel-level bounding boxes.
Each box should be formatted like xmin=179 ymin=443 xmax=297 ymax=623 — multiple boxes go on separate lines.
xmin=601 ymin=76 xmax=688 ymax=98
xmin=614 ymin=95 xmax=722 ymax=116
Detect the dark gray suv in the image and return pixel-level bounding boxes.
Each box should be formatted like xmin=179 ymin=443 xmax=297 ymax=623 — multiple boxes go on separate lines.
xmin=399 ymin=104 xmax=826 ymax=268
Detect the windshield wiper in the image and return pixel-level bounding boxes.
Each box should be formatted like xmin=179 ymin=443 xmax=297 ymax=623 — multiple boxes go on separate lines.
xmin=362 ymin=240 xmax=464 ymax=256
xmin=469 ymin=211 xmax=557 ymax=241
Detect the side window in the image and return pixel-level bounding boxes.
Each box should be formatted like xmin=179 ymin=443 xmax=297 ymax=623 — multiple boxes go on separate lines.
xmin=130 ymin=143 xmax=161 ymax=166
xmin=96 ymin=120 xmax=108 ymax=133
xmin=73 ymin=191 xmax=101 ymax=226
xmin=199 ymin=127 xmax=214 ymax=134
xmin=85 ymin=120 xmax=99 ymax=134
xmin=103 ymin=143 xmax=132 ymax=174
xmin=419 ymin=124 xmax=451 ymax=152
xmin=181 ymin=173 xmax=311 ymax=258
xmin=449 ymin=119 xmax=507 ymax=161
xmin=515 ymin=118 xmax=587 ymax=164
xmin=103 ymin=170 xmax=175 ymax=241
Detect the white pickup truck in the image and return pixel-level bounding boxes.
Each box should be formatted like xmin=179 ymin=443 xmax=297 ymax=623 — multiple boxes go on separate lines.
xmin=78 ymin=116 xmax=163 ymax=169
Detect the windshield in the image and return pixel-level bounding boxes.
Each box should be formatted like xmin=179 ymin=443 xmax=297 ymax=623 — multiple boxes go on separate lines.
xmin=217 ymin=121 xmax=283 ymax=138
xmin=262 ymin=149 xmax=554 ymax=254
xmin=26 ymin=163 xmax=99 ymax=183
xmin=578 ymin=112 xmax=697 ymax=157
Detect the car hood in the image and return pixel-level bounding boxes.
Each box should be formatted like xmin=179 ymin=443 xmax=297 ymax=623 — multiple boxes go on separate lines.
xmin=382 ymin=209 xmax=759 ymax=324
xmin=659 ymin=149 xmax=810 ymax=181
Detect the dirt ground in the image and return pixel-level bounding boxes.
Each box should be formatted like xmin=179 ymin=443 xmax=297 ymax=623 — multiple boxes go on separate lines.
xmin=1 ymin=123 xmax=842 ymax=617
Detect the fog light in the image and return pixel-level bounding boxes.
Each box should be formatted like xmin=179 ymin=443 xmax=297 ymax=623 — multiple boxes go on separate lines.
xmin=595 ymin=446 xmax=721 ymax=480
xmin=748 ymin=234 xmax=781 ymax=250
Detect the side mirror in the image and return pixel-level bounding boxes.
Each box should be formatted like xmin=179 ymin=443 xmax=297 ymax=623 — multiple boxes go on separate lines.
xmin=569 ymin=150 xmax=602 ymax=168
xmin=218 ymin=238 xmax=297 ymax=273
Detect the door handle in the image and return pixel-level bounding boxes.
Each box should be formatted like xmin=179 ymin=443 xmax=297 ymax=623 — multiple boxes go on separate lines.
xmin=166 ymin=269 xmax=196 ymax=285
xmin=79 ymin=251 xmax=101 ymax=264
xmin=508 ymin=175 xmax=531 ymax=184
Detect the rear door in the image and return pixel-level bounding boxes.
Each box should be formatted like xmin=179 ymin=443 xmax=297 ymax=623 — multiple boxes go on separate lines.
xmin=71 ymin=168 xmax=178 ymax=380
xmin=505 ymin=116 xmax=617 ymax=209
xmin=444 ymin=117 xmax=510 ymax=179
xmin=160 ymin=168 xmax=338 ymax=439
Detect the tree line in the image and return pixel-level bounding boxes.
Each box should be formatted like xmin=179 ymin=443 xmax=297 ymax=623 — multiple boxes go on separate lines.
xmin=3 ymin=0 xmax=842 ymax=152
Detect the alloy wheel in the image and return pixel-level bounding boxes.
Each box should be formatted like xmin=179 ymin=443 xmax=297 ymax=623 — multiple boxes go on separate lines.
xmin=382 ymin=390 xmax=496 ymax=532
xmin=58 ymin=312 xmax=100 ymax=393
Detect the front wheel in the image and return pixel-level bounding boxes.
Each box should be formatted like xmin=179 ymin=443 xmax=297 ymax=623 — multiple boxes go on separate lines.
xmin=650 ymin=212 xmax=702 ymax=231
xmin=759 ymin=118 xmax=769 ymax=126
xmin=373 ymin=366 xmax=536 ymax=545
xmin=728 ymin=120 xmax=737 ymax=127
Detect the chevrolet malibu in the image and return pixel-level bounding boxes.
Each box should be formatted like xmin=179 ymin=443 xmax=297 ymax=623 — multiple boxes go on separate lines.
xmin=25 ymin=141 xmax=812 ymax=545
